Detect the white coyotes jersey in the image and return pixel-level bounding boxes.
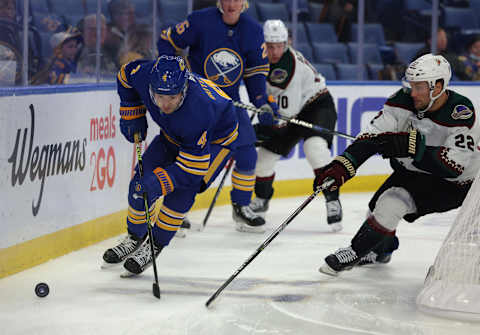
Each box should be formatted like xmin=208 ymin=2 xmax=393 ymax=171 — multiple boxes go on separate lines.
xmin=266 ymin=47 xmax=326 ymax=120
xmin=364 ymin=89 xmax=480 ymax=183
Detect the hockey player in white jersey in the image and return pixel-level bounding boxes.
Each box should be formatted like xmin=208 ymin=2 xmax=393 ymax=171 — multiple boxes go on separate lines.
xmin=314 ymin=53 xmax=480 ymax=276
xmin=250 ymin=20 xmax=342 ymax=232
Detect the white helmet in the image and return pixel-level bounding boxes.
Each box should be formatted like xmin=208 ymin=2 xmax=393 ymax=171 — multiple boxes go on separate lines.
xmin=404 ymin=53 xmax=451 ymax=113
xmin=217 ymin=0 xmax=249 ymax=14
xmin=263 ymin=19 xmax=288 ymax=43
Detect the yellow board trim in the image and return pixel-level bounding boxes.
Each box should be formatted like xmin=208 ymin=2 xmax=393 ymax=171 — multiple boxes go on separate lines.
xmin=0 ymin=174 xmax=388 ymax=278
xmin=0 ymin=210 xmax=127 ymax=279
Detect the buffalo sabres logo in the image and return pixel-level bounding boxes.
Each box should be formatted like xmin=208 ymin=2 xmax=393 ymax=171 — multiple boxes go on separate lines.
xmin=204 ymin=48 xmax=243 ymax=87
xmin=269 ymin=68 xmax=288 ymax=84
xmin=451 ymin=105 xmax=473 ymax=120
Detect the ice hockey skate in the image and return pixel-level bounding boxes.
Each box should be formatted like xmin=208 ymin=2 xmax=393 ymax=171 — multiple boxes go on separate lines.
xmin=326 ymin=199 xmax=343 ymax=232
xmin=121 ymin=238 xmax=162 ymax=277
xmin=357 ymin=251 xmax=392 ymax=266
xmin=174 ymin=217 xmax=191 ymax=238
xmin=101 ymin=232 xmax=146 ymax=269
xmin=232 ymin=203 xmax=266 ymax=233
xmin=249 ymin=197 xmax=269 ymax=216
xmin=319 ymin=246 xmax=359 ymax=276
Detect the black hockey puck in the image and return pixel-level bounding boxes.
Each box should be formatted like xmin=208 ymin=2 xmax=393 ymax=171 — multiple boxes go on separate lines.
xmin=35 ymin=283 xmax=49 ymax=297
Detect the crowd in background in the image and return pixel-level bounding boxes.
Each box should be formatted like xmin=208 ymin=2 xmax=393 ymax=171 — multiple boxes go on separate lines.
xmin=1 ymin=0 xmax=480 ymax=86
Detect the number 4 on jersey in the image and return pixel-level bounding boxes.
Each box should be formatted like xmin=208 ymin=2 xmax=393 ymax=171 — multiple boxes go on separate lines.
xmin=197 ymin=131 xmax=207 ymax=148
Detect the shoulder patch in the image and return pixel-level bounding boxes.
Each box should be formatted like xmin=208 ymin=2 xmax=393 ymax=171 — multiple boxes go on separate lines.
xmin=269 ymin=68 xmax=288 ymax=84
xmin=451 ymin=105 xmax=473 ymax=120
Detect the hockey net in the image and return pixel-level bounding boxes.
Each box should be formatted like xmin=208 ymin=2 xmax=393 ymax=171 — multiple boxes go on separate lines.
xmin=416 ymin=169 xmax=480 ymax=320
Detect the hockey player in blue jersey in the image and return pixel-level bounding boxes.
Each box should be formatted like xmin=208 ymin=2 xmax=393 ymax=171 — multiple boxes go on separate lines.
xmin=157 ymin=0 xmax=278 ymax=233
xmin=102 ymin=55 xmax=239 ymax=275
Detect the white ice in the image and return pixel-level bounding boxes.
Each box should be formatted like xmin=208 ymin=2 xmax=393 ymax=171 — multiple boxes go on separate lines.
xmin=1 ymin=192 xmax=480 ymax=335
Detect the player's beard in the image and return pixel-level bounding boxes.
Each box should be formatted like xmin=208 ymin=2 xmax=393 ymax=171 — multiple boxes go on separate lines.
xmin=413 ymin=98 xmax=429 ymax=112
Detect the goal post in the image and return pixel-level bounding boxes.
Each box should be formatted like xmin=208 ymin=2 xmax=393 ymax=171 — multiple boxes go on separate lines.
xmin=416 ymin=170 xmax=480 ymax=320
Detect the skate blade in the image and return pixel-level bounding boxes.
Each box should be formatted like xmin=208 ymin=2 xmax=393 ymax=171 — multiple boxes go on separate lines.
xmin=120 ymin=270 xmax=139 ymax=278
xmin=319 ymin=263 xmax=339 ymax=277
xmin=234 ymin=221 xmax=266 ymax=234
xmin=101 ymin=261 xmax=121 ymax=270
xmin=328 ymin=222 xmax=343 ymax=233
xmin=174 ymin=228 xmax=187 ymax=238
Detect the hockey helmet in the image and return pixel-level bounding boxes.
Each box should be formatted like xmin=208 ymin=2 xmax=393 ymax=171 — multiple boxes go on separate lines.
xmin=403 ymin=53 xmax=451 ymax=113
xmin=150 ymin=55 xmax=188 ymax=96
xmin=150 ymin=55 xmax=189 ymax=111
xmin=263 ymin=20 xmax=288 ymax=44
xmin=217 ymin=0 xmax=249 ymax=14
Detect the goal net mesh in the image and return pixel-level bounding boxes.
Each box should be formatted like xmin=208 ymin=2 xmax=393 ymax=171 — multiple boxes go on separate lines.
xmin=416 ymin=170 xmax=480 ymax=320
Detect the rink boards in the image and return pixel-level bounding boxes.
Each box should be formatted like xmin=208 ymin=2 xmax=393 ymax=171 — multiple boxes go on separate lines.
xmin=1 ymin=82 xmax=479 ymax=278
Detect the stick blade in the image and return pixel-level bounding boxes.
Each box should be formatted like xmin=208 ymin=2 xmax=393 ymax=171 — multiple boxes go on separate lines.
xmin=152 ymin=283 xmax=161 ymax=299
xmin=205 ymin=292 xmax=223 ymax=309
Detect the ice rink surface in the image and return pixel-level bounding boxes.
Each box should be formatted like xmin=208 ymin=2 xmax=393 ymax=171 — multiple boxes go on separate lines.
xmin=1 ymin=192 xmax=480 ymax=335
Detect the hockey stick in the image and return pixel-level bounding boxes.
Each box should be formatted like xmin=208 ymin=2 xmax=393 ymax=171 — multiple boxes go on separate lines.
xmin=232 ymin=101 xmax=356 ymax=140
xmin=205 ymin=179 xmax=334 ymax=308
xmin=199 ymin=158 xmax=234 ymax=231
xmin=134 ymin=134 xmax=161 ymax=299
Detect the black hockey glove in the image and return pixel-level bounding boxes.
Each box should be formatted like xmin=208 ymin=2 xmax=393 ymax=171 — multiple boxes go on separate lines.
xmin=313 ymin=155 xmax=356 ymax=192
xmin=375 ymin=129 xmax=425 ymax=161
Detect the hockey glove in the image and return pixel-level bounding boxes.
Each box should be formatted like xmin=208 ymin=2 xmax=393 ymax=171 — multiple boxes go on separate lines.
xmin=313 ymin=156 xmax=356 ymax=192
xmin=258 ymin=96 xmax=280 ymax=126
xmin=132 ymin=167 xmax=173 ymax=205
xmin=376 ymin=129 xmax=425 ymax=161
xmin=120 ymin=116 xmax=148 ymax=144
xmin=119 ymin=103 xmax=148 ymax=143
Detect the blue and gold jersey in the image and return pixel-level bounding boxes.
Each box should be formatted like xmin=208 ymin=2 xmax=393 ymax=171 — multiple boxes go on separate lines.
xmin=117 ymin=59 xmax=239 ymax=190
xmin=157 ymin=7 xmax=270 ymax=107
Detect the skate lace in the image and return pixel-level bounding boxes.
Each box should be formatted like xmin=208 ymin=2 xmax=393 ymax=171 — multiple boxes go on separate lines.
xmin=335 ymin=247 xmax=357 ymax=264
xmin=112 ymin=235 xmax=139 ymax=257
xmin=250 ymin=197 xmax=267 ymax=211
xmin=131 ymin=241 xmax=154 ymax=266
xmin=241 ymin=205 xmax=258 ymax=220
xmin=360 ymin=251 xmax=378 ymax=263
xmin=326 ymin=200 xmax=341 ymax=216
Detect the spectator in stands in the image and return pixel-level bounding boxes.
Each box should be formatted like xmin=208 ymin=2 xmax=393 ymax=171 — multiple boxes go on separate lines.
xmin=117 ymin=23 xmax=155 ymax=66
xmin=104 ymin=0 xmax=136 ymax=68
xmin=76 ymin=13 xmax=116 ymax=77
xmin=0 ymin=0 xmax=21 ymax=85
xmin=442 ymin=0 xmax=469 ymax=7
xmin=413 ymin=27 xmax=468 ymax=80
xmin=0 ymin=0 xmax=43 ymax=85
xmin=31 ymin=28 xmax=83 ymax=85
xmin=458 ymin=34 xmax=480 ymax=81
xmin=317 ymin=0 xmax=357 ymax=42
xmin=193 ymin=0 xmax=217 ymax=10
